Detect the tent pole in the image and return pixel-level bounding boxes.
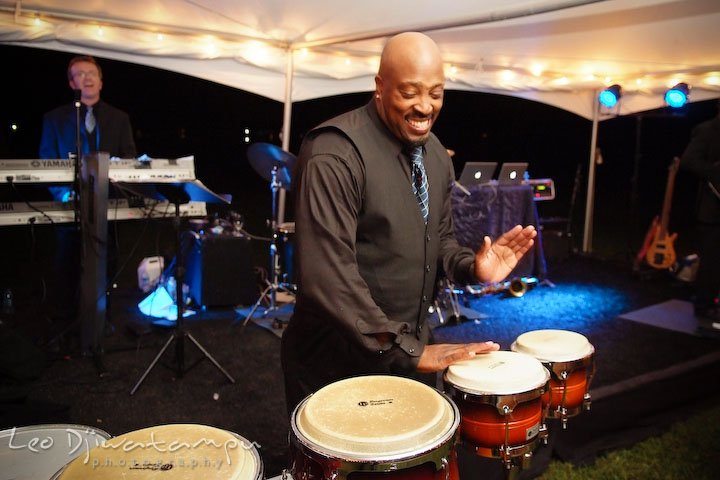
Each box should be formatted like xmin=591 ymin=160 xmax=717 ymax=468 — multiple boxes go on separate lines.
xmin=277 ymin=48 xmax=294 ymax=225
xmin=582 ymin=92 xmax=600 ymax=253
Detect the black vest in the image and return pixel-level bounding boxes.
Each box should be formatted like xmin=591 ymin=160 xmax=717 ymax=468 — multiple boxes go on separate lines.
xmin=312 ymin=101 xmax=453 ymax=331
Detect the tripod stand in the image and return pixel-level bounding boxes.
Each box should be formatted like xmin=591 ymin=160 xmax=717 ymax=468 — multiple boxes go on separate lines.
xmin=131 ymin=185 xmax=235 ymax=395
xmin=240 ymin=165 xmax=296 ymax=328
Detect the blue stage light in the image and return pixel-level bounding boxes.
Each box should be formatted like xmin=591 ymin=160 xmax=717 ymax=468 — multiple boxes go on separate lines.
xmin=665 ymin=83 xmax=689 ymax=108
xmin=599 ymin=85 xmax=621 ymax=108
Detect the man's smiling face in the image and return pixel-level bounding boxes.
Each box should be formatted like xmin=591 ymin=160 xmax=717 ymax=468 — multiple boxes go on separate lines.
xmin=375 ymin=33 xmax=445 ymax=148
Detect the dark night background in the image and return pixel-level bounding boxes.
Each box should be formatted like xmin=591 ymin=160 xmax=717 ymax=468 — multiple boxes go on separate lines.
xmin=1 ymin=44 xmax=717 ymax=294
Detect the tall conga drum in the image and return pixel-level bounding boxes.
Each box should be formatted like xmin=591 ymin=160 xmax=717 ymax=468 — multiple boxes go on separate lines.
xmin=290 ymin=375 xmax=460 ymax=480
xmin=443 ymin=351 xmax=550 ymax=471
xmin=0 ymin=424 xmax=110 ymax=480
xmin=511 ymin=329 xmax=596 ymax=428
xmin=50 ymin=424 xmax=263 ymax=480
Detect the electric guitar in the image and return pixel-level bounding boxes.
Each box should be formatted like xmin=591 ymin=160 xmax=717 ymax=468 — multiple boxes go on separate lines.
xmin=645 ymin=157 xmax=680 ymax=269
xmin=634 ymin=216 xmax=658 ymax=271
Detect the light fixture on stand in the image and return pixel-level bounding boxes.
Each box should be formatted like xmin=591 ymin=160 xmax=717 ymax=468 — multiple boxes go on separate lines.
xmin=598 ymin=84 xmax=622 ymax=108
xmin=665 ymin=82 xmax=690 ymax=108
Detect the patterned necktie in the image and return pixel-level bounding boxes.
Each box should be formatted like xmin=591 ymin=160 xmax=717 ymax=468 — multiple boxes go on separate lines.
xmin=85 ymin=106 xmax=96 ymax=133
xmin=410 ymin=146 xmax=429 ymax=223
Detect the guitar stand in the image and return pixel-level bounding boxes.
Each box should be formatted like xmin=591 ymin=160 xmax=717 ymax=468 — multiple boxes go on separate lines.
xmin=131 ymin=191 xmax=235 ymax=395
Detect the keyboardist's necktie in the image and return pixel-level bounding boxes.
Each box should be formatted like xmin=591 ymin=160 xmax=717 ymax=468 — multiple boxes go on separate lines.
xmin=410 ymin=146 xmax=429 ymax=223
xmin=85 ymin=106 xmax=96 ymax=133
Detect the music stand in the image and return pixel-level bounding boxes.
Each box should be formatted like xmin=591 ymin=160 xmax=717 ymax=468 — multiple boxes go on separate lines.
xmin=129 ymin=180 xmax=235 ymax=395
xmin=237 ymin=143 xmax=296 ymax=328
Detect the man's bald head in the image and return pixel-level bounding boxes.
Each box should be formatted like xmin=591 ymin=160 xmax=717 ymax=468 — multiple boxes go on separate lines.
xmin=378 ymin=32 xmax=444 ymax=81
xmin=374 ymin=32 xmax=445 ymax=147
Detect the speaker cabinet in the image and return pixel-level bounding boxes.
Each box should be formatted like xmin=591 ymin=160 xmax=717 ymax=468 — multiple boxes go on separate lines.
xmin=185 ymin=233 xmax=257 ymax=307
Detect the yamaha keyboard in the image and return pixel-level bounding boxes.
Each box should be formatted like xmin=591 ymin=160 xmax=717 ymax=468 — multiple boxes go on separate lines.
xmin=0 ymin=199 xmax=207 ymax=225
xmin=0 ymin=156 xmax=197 ymax=183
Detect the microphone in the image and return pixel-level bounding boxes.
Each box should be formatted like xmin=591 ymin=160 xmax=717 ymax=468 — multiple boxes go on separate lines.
xmin=73 ymin=88 xmax=82 ymax=107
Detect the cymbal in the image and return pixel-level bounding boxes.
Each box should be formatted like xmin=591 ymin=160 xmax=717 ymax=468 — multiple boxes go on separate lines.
xmin=247 ymin=142 xmax=296 ymax=190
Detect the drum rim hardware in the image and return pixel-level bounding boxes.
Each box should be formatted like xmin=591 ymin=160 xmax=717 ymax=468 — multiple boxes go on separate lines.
xmin=544 ymin=352 xmax=597 ymax=426
xmin=512 ymin=333 xmax=597 ymax=428
xmin=289 ymin=385 xmax=460 ymax=480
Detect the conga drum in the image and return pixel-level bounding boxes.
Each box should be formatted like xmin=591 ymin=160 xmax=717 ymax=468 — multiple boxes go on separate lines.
xmin=443 ymin=351 xmax=550 ymax=470
xmin=511 ymin=329 xmax=596 ymax=427
xmin=0 ymin=424 xmax=110 ymax=480
xmin=290 ymin=375 xmax=460 ymax=480
xmin=50 ymin=424 xmax=262 ymax=480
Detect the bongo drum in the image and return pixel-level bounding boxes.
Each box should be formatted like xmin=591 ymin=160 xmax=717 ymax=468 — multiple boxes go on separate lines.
xmin=50 ymin=424 xmax=262 ymax=480
xmin=290 ymin=375 xmax=460 ymax=480
xmin=443 ymin=351 xmax=550 ymax=468
xmin=0 ymin=424 xmax=110 ymax=480
xmin=511 ymin=329 xmax=596 ymax=427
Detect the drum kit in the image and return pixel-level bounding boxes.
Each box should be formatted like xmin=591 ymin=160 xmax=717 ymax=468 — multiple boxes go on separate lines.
xmin=240 ymin=143 xmax=298 ymax=327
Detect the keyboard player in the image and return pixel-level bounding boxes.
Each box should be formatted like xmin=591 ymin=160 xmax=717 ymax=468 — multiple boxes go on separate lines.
xmin=38 ymin=55 xmax=136 ymax=343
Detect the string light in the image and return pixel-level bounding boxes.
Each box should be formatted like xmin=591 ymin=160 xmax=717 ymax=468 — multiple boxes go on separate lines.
xmin=500 ymin=69 xmax=515 ymax=81
xmin=529 ymin=64 xmax=544 ymax=76
xmin=12 ymin=12 xmax=720 ymax=103
xmin=704 ymin=74 xmax=720 ymax=86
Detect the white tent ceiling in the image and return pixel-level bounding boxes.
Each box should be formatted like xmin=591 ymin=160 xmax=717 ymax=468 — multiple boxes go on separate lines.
xmin=2 ymin=0 xmax=720 ymax=252
xmin=2 ymin=0 xmax=720 ymax=120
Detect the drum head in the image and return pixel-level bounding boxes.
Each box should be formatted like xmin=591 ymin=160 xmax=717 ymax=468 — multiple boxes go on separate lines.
xmin=53 ymin=424 xmax=261 ymax=480
xmin=445 ymin=351 xmax=548 ymax=395
xmin=0 ymin=424 xmax=110 ymax=480
xmin=511 ymin=329 xmax=594 ymax=362
xmin=294 ymin=375 xmax=458 ymax=460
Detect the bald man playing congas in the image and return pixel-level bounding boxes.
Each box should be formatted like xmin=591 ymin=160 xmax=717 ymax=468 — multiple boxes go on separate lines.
xmin=281 ymin=32 xmax=536 ymax=414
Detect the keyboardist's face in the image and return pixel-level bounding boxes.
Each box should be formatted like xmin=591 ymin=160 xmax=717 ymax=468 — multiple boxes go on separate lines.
xmin=69 ymin=61 xmax=103 ymax=104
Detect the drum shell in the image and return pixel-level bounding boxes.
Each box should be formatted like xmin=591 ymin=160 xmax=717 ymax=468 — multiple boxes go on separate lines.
xmin=289 ymin=377 xmax=460 ymax=480
xmin=452 ymin=395 xmax=543 ymax=448
xmin=442 ymin=350 xmax=550 ymax=459
xmin=544 ymin=366 xmax=589 ymax=411
xmin=289 ymin=443 xmax=459 ymax=480
xmin=510 ymin=330 xmax=596 ymax=418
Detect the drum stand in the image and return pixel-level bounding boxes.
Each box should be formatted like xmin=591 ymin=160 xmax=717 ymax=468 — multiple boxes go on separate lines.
xmin=131 ymin=188 xmax=235 ymax=395
xmin=239 ymin=167 xmax=296 ymax=329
